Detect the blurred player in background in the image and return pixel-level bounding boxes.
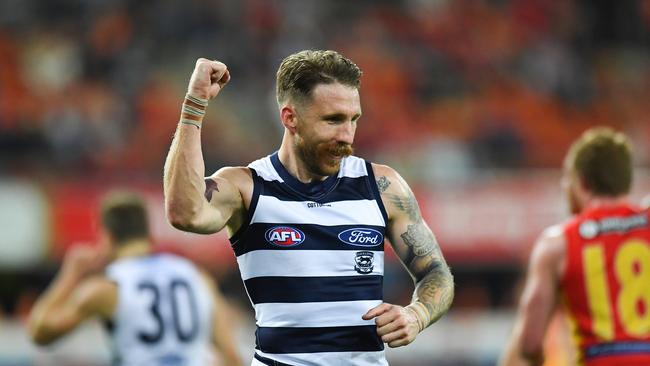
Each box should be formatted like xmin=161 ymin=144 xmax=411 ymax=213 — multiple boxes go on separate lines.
xmin=500 ymin=127 xmax=650 ymax=366
xmin=28 ymin=191 xmax=242 ymax=366
xmin=164 ymin=50 xmax=454 ymax=365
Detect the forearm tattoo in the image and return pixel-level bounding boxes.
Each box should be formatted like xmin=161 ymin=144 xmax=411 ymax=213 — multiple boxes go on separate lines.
xmin=413 ymin=260 xmax=454 ymax=326
xmin=204 ymin=178 xmax=219 ymax=202
xmin=383 ymin=176 xmax=454 ymax=329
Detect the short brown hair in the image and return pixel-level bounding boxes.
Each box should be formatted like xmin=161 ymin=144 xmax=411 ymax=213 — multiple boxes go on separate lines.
xmin=100 ymin=191 xmax=150 ymax=244
xmin=276 ymin=50 xmax=362 ymax=105
xmin=566 ymin=127 xmax=633 ymax=196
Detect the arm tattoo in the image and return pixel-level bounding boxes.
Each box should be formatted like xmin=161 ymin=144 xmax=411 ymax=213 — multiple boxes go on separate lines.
xmin=376 ymin=176 xmax=391 ymax=193
xmin=392 ymin=189 xmax=453 ymax=328
xmin=204 ymin=178 xmax=219 ymax=202
xmin=401 ymin=223 xmax=437 ymax=257
xmin=387 ymin=192 xmax=420 ymax=222
xmin=414 ymin=264 xmax=454 ymax=325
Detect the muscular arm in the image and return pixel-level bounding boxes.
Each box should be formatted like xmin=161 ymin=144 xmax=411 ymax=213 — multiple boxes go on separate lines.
xmin=499 ymin=226 xmax=565 ymax=366
xmin=376 ymin=164 xmax=454 ymax=330
xmin=163 ymin=58 xmax=246 ymax=234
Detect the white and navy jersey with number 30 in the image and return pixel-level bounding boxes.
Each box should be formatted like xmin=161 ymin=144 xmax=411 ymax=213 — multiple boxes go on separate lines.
xmin=105 ymin=254 xmax=214 ymax=366
xmin=231 ymin=152 xmax=389 ymax=366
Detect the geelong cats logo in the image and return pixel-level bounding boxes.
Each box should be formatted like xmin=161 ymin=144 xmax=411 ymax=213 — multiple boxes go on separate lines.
xmin=354 ymin=251 xmax=374 ymax=274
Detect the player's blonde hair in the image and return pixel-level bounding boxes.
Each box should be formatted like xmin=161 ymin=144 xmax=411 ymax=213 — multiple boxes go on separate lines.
xmin=565 ymin=127 xmax=633 ymax=196
xmin=276 ymin=50 xmax=362 ymax=106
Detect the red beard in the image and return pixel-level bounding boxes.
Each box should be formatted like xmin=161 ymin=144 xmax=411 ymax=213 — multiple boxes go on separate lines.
xmin=296 ymin=138 xmax=353 ymax=177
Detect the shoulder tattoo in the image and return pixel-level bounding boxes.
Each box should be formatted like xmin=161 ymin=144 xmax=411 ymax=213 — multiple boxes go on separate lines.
xmin=376 ymin=176 xmax=391 ymax=193
xmin=204 ymin=178 xmax=220 ymax=202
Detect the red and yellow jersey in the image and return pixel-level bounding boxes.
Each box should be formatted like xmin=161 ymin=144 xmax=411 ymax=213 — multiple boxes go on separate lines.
xmin=561 ymin=204 xmax=650 ymax=366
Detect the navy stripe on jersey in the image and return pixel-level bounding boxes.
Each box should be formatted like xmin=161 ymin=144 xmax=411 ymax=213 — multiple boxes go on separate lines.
xmin=585 ymin=342 xmax=650 ymax=359
xmin=365 ymin=161 xmax=389 ymax=224
xmin=259 ymin=176 xmax=374 ymax=203
xmin=254 ymin=353 xmax=293 ymax=366
xmin=232 ymin=223 xmax=385 ymax=256
xmin=244 ymin=275 xmax=383 ymax=304
xmin=270 ymin=152 xmax=340 ymax=199
xmin=256 ymin=325 xmax=384 ymax=354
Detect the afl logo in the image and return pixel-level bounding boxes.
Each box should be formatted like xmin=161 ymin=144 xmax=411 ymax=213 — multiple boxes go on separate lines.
xmin=265 ymin=226 xmax=305 ymax=247
xmin=338 ymin=228 xmax=383 ymax=247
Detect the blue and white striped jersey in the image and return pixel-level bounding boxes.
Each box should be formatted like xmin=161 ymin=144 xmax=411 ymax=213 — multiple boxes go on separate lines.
xmin=230 ymin=152 xmax=389 ymax=366
xmin=105 ymin=254 xmax=214 ymax=366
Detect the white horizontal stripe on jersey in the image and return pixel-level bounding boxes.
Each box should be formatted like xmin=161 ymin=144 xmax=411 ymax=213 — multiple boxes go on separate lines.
xmin=237 ymin=250 xmax=384 ymax=280
xmin=255 ymin=350 xmax=388 ymax=366
xmin=254 ymin=299 xmax=383 ymax=327
xmin=251 ymin=196 xmax=386 ymax=226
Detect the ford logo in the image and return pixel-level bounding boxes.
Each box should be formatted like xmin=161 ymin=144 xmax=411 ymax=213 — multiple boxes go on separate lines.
xmin=338 ymin=228 xmax=383 ymax=247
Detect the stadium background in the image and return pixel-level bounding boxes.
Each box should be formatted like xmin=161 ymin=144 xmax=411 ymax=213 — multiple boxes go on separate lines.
xmin=0 ymin=0 xmax=649 ymax=365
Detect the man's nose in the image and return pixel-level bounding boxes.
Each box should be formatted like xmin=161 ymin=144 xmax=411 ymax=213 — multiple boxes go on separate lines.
xmin=336 ymin=121 xmax=356 ymax=145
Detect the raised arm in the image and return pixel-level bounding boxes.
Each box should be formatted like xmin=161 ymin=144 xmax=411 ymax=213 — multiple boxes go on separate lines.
xmin=163 ymin=58 xmax=247 ymax=235
xmin=499 ymin=226 xmax=565 ymax=366
xmin=363 ymin=164 xmax=454 ymax=347
xmin=28 ymin=246 xmax=116 ymax=345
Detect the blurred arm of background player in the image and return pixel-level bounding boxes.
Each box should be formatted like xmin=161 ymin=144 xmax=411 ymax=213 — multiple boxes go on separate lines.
xmin=199 ymin=271 xmax=243 ymax=366
xmin=27 ymin=244 xmax=115 ymax=345
xmin=498 ymin=226 xmax=565 ymax=366
xmin=363 ymin=164 xmax=454 ymax=347
xmin=164 ymin=58 xmax=251 ymax=236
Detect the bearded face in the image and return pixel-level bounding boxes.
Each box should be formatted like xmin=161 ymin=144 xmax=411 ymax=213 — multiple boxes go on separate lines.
xmin=288 ymin=82 xmax=360 ymax=177
xmin=294 ymin=122 xmax=353 ymax=176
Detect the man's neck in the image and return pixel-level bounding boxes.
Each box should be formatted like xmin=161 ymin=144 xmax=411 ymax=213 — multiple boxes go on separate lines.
xmin=114 ymin=239 xmax=151 ymax=259
xmin=278 ymin=140 xmax=328 ymax=184
xmin=583 ymin=195 xmax=629 ymax=211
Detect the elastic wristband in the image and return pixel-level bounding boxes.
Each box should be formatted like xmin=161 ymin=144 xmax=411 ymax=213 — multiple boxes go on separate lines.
xmin=408 ymin=302 xmax=430 ymax=332
xmin=182 ymin=104 xmax=206 ymax=117
xmin=180 ymin=119 xmax=201 ymax=129
xmin=185 ymin=93 xmax=209 ymax=107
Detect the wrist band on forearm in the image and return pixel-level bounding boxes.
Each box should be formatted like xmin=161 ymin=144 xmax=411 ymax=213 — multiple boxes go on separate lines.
xmin=185 ymin=93 xmax=209 ymax=107
xmin=180 ymin=118 xmax=201 ymax=129
xmin=408 ymin=302 xmax=431 ymax=332
xmin=179 ymin=93 xmax=209 ymax=129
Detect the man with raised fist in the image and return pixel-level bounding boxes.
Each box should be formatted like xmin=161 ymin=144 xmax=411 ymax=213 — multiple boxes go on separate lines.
xmin=164 ymin=50 xmax=454 ymax=366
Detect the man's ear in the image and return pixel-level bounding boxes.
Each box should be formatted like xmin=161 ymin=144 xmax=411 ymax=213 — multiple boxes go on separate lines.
xmin=577 ymin=175 xmax=593 ymax=200
xmin=280 ymin=104 xmax=298 ymax=134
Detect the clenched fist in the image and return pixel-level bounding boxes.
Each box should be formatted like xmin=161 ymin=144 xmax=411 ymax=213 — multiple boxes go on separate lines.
xmin=187 ymin=58 xmax=231 ymax=100
xmin=363 ymin=303 xmax=421 ymax=348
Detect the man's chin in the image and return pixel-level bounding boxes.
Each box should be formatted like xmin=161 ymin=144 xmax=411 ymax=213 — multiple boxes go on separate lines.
xmin=318 ymin=160 xmax=342 ymax=176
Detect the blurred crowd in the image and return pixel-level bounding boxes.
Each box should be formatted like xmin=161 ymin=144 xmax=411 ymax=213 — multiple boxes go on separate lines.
xmin=1 ymin=0 xmax=649 ymax=180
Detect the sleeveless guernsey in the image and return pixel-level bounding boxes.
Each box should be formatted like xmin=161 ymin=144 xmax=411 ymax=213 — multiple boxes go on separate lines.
xmin=106 ymin=254 xmax=214 ymax=366
xmin=230 ymin=152 xmax=389 ymax=366
xmin=561 ymin=204 xmax=650 ymax=366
